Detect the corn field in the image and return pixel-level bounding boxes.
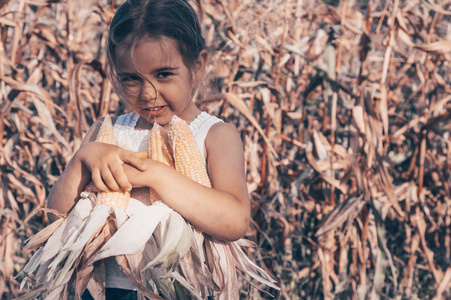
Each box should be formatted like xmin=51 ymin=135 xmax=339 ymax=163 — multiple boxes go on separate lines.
xmin=0 ymin=0 xmax=450 ymax=299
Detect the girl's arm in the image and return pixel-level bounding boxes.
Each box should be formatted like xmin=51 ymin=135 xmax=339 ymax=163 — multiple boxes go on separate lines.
xmin=47 ymin=120 xmax=103 ymax=220
xmin=124 ymin=122 xmax=250 ymax=242
xmin=47 ymin=117 xmax=146 ymax=220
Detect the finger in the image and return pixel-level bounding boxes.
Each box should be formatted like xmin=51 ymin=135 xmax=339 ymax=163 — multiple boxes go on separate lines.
xmin=122 ymin=151 xmax=147 ymax=171
xmin=91 ymin=169 xmax=109 ymax=192
xmin=111 ymin=167 xmax=132 ymax=192
xmin=100 ymin=167 xmax=120 ymax=192
xmin=135 ymin=151 xmax=148 ymax=159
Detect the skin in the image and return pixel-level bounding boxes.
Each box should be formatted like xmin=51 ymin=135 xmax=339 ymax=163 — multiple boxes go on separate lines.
xmin=47 ymin=36 xmax=250 ymax=241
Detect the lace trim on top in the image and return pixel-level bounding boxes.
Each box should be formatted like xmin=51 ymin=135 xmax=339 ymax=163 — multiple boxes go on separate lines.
xmin=113 ymin=112 xmax=149 ymax=152
xmin=113 ymin=111 xmax=222 ymax=157
xmin=189 ymin=112 xmax=223 ymax=161
xmin=188 ymin=111 xmax=209 ymax=134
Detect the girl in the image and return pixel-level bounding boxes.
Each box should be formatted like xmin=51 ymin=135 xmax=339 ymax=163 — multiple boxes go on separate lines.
xmin=44 ymin=0 xmax=261 ymax=298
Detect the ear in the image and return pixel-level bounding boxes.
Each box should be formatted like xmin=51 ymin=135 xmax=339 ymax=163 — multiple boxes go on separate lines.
xmin=194 ymin=49 xmax=209 ymax=81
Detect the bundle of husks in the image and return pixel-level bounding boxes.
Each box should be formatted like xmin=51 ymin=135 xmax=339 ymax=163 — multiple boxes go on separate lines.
xmin=16 ymin=115 xmax=279 ymax=300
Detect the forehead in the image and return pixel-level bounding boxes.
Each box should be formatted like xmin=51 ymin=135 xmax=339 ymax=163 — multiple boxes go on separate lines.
xmin=114 ymin=36 xmax=184 ymax=73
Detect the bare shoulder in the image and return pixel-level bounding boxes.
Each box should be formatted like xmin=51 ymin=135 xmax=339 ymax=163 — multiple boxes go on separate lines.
xmin=205 ymin=121 xmax=243 ymax=155
xmin=204 ymin=121 xmax=245 ymax=170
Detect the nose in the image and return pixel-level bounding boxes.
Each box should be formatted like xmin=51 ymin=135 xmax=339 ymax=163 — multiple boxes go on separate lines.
xmin=139 ymin=80 xmax=158 ymax=102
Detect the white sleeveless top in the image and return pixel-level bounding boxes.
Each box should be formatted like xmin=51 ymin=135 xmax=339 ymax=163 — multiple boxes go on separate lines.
xmin=105 ymin=111 xmax=223 ymax=290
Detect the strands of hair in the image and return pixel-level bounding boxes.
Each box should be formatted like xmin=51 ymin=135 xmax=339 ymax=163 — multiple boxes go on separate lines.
xmin=106 ymin=0 xmax=207 ymax=111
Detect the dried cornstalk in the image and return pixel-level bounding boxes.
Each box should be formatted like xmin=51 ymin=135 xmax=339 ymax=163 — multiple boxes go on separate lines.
xmin=1 ymin=0 xmax=450 ymax=299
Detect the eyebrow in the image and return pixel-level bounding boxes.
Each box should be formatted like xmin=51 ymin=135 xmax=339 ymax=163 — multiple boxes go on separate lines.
xmin=153 ymin=67 xmax=179 ymax=73
xmin=117 ymin=72 xmax=137 ymax=77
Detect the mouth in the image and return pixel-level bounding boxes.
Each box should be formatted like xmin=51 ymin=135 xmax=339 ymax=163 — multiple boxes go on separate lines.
xmin=144 ymin=106 xmax=165 ymax=111
xmin=143 ymin=105 xmax=167 ymax=117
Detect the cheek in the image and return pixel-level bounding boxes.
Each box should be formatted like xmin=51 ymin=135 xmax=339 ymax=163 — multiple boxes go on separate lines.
xmin=117 ymin=87 xmax=140 ymax=107
xmin=121 ymin=84 xmax=144 ymax=99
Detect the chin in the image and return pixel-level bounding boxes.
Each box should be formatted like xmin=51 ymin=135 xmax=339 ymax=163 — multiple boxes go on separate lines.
xmin=146 ymin=115 xmax=172 ymax=128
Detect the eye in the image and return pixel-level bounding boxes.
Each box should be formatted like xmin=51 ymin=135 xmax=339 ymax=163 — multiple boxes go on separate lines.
xmin=157 ymin=71 xmax=174 ymax=79
xmin=119 ymin=75 xmax=141 ymax=84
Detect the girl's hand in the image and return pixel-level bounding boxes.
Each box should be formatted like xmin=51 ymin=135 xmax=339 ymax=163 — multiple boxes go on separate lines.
xmin=122 ymin=158 xmax=155 ymax=188
xmin=76 ymin=142 xmax=147 ymax=192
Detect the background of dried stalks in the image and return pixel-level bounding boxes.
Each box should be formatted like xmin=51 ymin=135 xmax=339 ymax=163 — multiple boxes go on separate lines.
xmin=1 ymin=0 xmax=450 ymax=299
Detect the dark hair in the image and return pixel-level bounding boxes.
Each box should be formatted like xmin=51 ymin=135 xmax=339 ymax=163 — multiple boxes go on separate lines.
xmin=107 ymin=0 xmax=206 ymax=104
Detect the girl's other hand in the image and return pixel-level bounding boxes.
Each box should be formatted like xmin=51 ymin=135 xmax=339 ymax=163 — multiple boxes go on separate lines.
xmin=76 ymin=142 xmax=147 ymax=192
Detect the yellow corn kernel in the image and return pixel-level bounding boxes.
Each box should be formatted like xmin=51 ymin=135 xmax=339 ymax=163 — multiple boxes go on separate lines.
xmin=148 ymin=122 xmax=174 ymax=168
xmin=96 ymin=190 xmax=130 ymax=209
xmin=169 ymin=116 xmax=211 ymax=188
xmin=95 ymin=114 xmax=118 ymax=144
xmin=147 ymin=122 xmax=174 ymax=203
xmin=91 ymin=115 xmax=130 ymax=208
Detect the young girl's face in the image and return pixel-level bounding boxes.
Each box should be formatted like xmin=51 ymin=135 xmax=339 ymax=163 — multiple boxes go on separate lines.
xmin=114 ymin=36 xmax=202 ymax=127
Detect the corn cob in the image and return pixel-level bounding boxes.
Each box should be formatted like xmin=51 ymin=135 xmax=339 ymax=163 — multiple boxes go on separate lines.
xmin=169 ymin=115 xmax=211 ymax=188
xmin=91 ymin=115 xmax=130 ymax=209
xmin=147 ymin=122 xmax=174 ymax=203
xmin=148 ymin=122 xmax=174 ymax=167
